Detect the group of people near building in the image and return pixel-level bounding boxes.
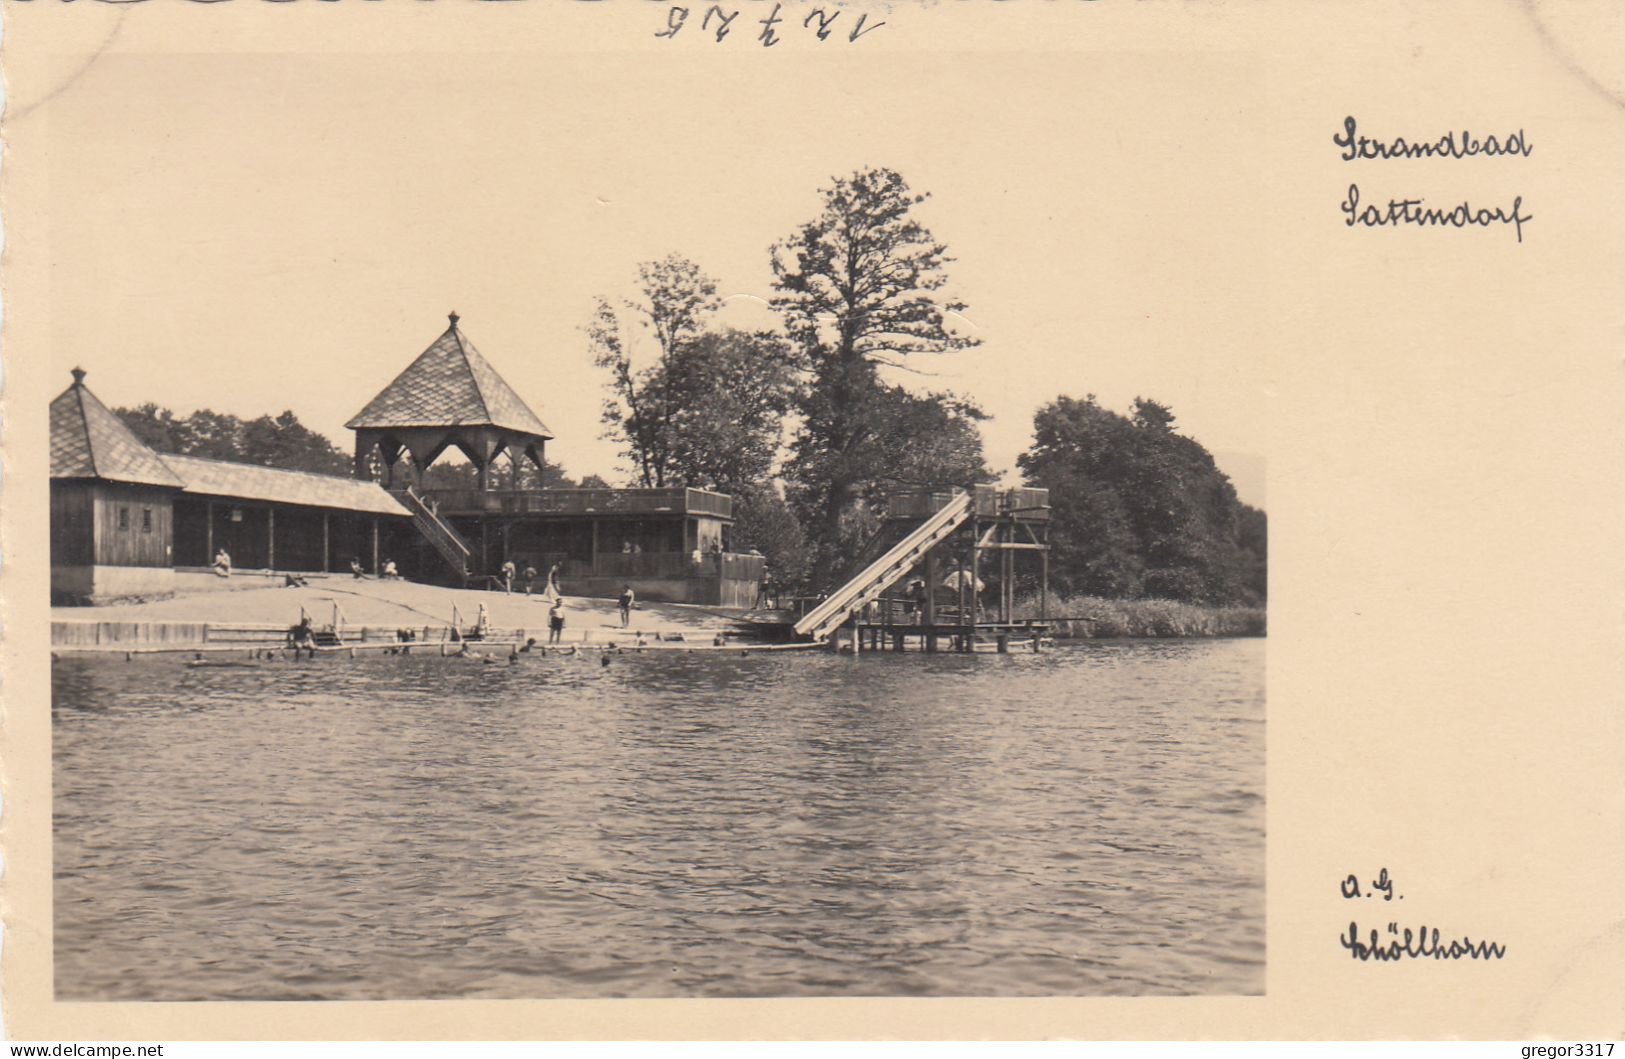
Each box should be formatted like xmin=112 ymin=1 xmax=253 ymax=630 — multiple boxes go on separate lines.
xmin=213 ymin=547 xmax=400 ymax=582
xmin=496 ymin=558 xmax=563 ymax=600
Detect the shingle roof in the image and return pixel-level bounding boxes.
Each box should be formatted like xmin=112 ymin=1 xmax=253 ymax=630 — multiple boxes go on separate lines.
xmin=160 ymin=454 xmax=411 ymax=517
xmin=50 ymin=370 xmax=186 ymax=488
xmin=345 ymin=315 xmax=554 ymax=437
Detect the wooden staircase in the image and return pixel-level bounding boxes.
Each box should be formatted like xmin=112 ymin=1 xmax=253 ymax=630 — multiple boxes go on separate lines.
xmin=396 ymin=486 xmax=474 ymax=581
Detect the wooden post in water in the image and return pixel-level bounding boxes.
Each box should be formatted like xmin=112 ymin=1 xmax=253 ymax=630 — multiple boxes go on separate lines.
xmin=267 ymin=507 xmax=276 ymax=570
xmin=970 ymin=511 xmax=981 ymax=648
xmin=923 ymin=544 xmax=938 ymax=628
xmin=1040 ymin=546 xmax=1049 ymax=623
xmin=994 ymin=519 xmax=1007 ymax=630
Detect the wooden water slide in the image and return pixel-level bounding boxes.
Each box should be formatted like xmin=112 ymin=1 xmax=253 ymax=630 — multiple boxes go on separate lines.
xmin=792 ymin=491 xmax=974 ymax=643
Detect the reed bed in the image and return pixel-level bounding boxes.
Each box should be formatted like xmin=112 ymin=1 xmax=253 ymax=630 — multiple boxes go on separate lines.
xmin=1014 ymin=594 xmax=1266 ymax=638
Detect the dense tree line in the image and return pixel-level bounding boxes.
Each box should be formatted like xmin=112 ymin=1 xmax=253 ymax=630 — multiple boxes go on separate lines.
xmin=116 ymin=404 xmax=354 ymax=475
xmin=585 ymin=166 xmax=1265 ymax=604
xmin=1017 ymin=396 xmax=1266 ymax=606
xmin=589 ymin=168 xmax=1269 ymax=605
xmin=116 ymin=403 xmax=604 ymax=491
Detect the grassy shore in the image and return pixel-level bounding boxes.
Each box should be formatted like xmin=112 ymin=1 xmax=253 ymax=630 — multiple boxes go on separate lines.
xmin=1014 ymin=593 xmax=1265 ymax=638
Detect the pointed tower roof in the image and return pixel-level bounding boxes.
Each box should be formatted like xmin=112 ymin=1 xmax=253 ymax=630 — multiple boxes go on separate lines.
xmin=50 ymin=368 xmax=184 ymax=488
xmin=345 ymin=313 xmax=554 ymax=437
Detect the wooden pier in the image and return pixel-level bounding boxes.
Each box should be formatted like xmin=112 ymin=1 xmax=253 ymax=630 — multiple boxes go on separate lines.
xmin=844 ymin=620 xmax=1053 ymax=654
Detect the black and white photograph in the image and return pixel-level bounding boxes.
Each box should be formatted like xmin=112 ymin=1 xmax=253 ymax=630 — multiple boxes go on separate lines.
xmin=39 ymin=46 xmax=1266 ymax=1003
xmin=7 ymin=0 xmax=1621 ymax=1043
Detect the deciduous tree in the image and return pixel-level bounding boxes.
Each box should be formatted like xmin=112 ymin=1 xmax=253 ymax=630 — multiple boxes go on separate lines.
xmin=590 ymin=257 xmax=799 ymax=494
xmin=116 ymin=404 xmax=351 ymax=475
xmin=1018 ymin=395 xmax=1265 ymax=606
xmin=770 ymin=166 xmax=982 ymax=584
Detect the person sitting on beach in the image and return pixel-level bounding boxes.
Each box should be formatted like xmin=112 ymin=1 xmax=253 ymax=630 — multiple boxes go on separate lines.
xmin=283 ymin=573 xmax=309 ymax=588
xmin=381 ymin=558 xmax=399 ymax=580
xmin=350 ymin=556 xmax=367 ymax=579
xmin=212 ymin=548 xmax=232 ymax=578
xmin=618 ymin=584 xmax=635 ymax=628
xmin=548 ymin=598 xmax=566 ymax=645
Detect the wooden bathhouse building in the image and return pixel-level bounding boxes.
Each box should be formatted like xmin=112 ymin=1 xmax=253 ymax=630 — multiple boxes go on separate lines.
xmin=51 ymin=368 xmax=415 ymax=603
xmin=50 ymin=315 xmax=763 ymax=607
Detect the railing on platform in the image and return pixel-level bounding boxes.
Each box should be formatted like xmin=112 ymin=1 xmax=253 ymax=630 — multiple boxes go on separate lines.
xmin=576 ymin=551 xmax=767 ymax=581
xmin=885 ymin=485 xmax=1051 ymax=521
xmin=417 ymin=486 xmax=734 ymax=519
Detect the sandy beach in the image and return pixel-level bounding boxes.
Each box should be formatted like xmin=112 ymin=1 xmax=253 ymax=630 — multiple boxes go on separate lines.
xmin=52 ymin=572 xmax=744 ymax=642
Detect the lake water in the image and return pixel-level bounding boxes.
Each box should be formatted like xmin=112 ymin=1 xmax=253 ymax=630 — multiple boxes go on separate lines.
xmin=53 ymin=639 xmax=1264 ymax=999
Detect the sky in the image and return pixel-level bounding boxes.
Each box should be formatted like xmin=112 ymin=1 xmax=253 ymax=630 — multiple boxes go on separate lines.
xmin=44 ymin=50 xmax=1268 ymax=507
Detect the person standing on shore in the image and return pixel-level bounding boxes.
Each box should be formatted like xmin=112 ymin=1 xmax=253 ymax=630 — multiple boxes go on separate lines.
xmin=618 ymin=584 xmax=635 ymax=628
xmin=500 ymin=558 xmax=516 ymax=594
xmin=548 ymin=598 xmax=567 ymax=645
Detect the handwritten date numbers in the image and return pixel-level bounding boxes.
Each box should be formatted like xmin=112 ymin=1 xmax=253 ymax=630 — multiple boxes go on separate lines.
xmin=656 ymin=3 xmax=885 ymax=46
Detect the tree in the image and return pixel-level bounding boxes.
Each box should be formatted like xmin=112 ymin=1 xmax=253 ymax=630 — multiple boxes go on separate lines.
xmin=420 ymin=457 xmax=602 ymax=491
xmin=590 ymin=257 xmax=799 ymax=494
xmin=588 ymin=254 xmax=723 ymax=488
xmin=1017 ymin=395 xmax=1265 ymax=606
xmin=770 ymin=167 xmax=982 ymax=584
xmin=239 ymin=411 xmax=352 ymax=475
xmin=115 ymin=404 xmax=351 ymax=475
xmin=864 ymin=386 xmax=991 ymax=496
xmin=729 ymin=482 xmax=811 ymax=591
xmin=117 ymin=402 xmax=187 ymax=453
xmin=660 ymin=328 xmax=797 ymax=494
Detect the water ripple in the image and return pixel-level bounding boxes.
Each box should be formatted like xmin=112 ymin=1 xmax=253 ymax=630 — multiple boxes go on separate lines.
xmin=53 ymin=639 xmax=1263 ymax=999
